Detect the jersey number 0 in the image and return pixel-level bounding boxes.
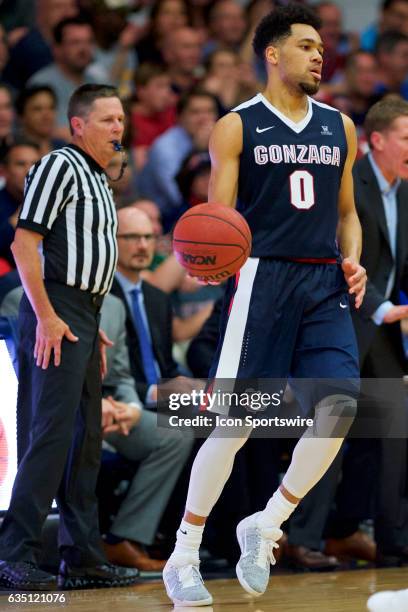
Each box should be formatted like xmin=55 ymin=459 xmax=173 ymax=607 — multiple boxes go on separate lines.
xmin=289 ymin=170 xmax=315 ymax=210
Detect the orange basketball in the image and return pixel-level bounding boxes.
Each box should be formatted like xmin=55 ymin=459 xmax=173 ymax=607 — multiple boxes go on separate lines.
xmin=173 ymin=203 xmax=252 ymax=282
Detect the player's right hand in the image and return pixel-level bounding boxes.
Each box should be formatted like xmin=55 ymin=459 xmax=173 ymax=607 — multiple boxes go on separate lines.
xmin=35 ymin=315 xmax=78 ymax=369
xmin=195 ymin=276 xmax=222 ymax=286
xmin=383 ymin=305 xmax=408 ymax=324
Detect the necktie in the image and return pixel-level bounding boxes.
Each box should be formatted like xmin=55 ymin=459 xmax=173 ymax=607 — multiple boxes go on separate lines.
xmin=130 ymin=287 xmax=158 ymax=385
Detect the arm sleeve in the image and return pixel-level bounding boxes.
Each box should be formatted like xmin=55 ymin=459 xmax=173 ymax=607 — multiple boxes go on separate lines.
xmin=17 ymin=154 xmax=74 ymax=236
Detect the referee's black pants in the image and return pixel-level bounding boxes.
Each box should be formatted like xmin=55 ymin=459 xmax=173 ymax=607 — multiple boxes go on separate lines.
xmin=0 ymin=282 xmax=106 ymax=567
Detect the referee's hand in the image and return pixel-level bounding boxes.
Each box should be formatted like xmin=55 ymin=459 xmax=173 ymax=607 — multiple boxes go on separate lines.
xmin=35 ymin=315 xmax=78 ymax=369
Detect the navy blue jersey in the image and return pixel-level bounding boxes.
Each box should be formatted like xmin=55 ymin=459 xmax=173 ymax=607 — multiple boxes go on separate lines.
xmin=233 ymin=94 xmax=348 ymax=258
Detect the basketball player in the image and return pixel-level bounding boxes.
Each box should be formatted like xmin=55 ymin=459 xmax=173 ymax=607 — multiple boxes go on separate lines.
xmin=163 ymin=5 xmax=366 ymax=606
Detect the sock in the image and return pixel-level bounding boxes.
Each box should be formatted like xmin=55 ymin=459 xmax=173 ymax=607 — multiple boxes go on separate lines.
xmin=171 ymin=519 xmax=204 ymax=564
xmin=257 ymin=488 xmax=298 ymax=529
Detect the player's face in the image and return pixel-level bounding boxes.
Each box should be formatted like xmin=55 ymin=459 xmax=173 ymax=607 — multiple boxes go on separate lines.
xmin=276 ymin=24 xmax=324 ymax=96
xmin=379 ymin=116 xmax=408 ymax=180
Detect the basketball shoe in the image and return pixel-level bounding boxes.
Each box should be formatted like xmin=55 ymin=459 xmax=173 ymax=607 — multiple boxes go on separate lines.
xmin=236 ymin=511 xmax=283 ymax=596
xmin=163 ymin=554 xmax=213 ymax=607
xmin=367 ymin=589 xmax=408 ymax=611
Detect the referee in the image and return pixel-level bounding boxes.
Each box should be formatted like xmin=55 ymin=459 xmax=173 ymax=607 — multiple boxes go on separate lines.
xmin=0 ymin=85 xmax=138 ymax=590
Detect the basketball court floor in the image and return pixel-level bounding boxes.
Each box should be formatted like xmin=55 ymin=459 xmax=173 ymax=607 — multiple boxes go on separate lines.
xmin=1 ymin=567 xmax=407 ymax=611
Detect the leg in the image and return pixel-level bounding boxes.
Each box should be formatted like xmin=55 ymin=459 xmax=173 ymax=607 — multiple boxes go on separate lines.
xmin=105 ymin=411 xmax=194 ymax=546
xmin=164 ymin=258 xmax=301 ymax=605
xmin=56 ymin=316 xmax=106 ymax=567
xmin=0 ymin=297 xmax=96 ymax=562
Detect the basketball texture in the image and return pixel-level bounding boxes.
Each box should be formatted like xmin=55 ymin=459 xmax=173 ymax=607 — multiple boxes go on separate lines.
xmin=173 ymin=203 xmax=252 ymax=281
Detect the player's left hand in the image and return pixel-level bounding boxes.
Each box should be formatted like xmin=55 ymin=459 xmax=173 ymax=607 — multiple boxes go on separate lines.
xmin=341 ymin=257 xmax=367 ymax=309
xmin=99 ymin=328 xmax=114 ymax=379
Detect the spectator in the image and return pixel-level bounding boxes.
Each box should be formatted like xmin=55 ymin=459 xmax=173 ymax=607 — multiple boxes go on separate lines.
xmin=375 ymin=31 xmax=408 ymax=99
xmin=204 ymin=0 xmax=247 ymax=56
xmin=239 ymin=0 xmax=278 ymax=83
xmin=15 ymin=86 xmax=67 ymax=157
xmin=329 ymin=51 xmax=381 ymax=157
xmin=2 ymin=0 xmax=78 ymax=90
xmin=85 ymin=0 xmax=141 ymax=98
xmin=361 ymin=0 xmax=408 ymax=52
xmin=315 ymin=1 xmax=356 ymax=85
xmin=0 ymin=140 xmax=40 ymax=267
xmin=187 ymin=0 xmax=213 ymax=40
xmin=131 ymin=63 xmax=176 ymax=170
xmin=202 ymin=48 xmax=258 ymax=112
xmin=99 ymin=293 xmax=194 ymax=571
xmin=28 ymin=17 xmax=100 ymax=138
xmin=161 ymin=27 xmax=203 ymax=96
xmin=0 ymin=0 xmax=35 ymax=34
xmin=132 ymin=199 xmax=163 ymax=241
xmin=138 ymin=88 xmax=218 ymax=230
xmin=341 ymin=51 xmax=380 ymax=127
xmin=135 ymin=0 xmax=189 ymax=65
xmin=0 ymin=25 xmax=9 ymax=80
xmin=176 ymin=151 xmax=211 ymax=207
xmin=0 ymin=84 xmax=14 ymax=161
xmin=111 ymin=206 xmax=181 ymax=404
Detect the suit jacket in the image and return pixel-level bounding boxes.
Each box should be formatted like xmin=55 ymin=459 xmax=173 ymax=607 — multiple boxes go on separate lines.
xmin=100 ymin=293 xmax=142 ymax=407
xmin=110 ymin=277 xmax=179 ymax=402
xmin=352 ymin=155 xmax=408 ymax=370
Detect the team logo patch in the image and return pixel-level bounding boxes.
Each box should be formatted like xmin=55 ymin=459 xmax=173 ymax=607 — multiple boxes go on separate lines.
xmin=321 ymin=125 xmax=333 ymax=136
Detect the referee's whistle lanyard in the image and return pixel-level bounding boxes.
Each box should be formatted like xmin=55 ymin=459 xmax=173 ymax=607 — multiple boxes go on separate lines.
xmin=106 ymin=141 xmax=128 ymax=182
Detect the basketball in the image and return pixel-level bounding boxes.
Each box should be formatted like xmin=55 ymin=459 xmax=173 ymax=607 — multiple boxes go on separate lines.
xmin=172 ymin=203 xmax=252 ymax=282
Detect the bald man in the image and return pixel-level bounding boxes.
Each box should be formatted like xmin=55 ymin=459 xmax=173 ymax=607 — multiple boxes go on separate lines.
xmin=162 ymin=27 xmax=202 ymax=94
xmin=111 ymin=207 xmax=180 ymax=404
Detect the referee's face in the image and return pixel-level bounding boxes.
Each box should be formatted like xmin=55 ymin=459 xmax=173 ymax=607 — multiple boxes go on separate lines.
xmin=73 ymin=96 xmax=125 ymax=168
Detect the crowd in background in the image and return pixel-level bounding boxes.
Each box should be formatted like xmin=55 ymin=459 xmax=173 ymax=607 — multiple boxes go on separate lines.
xmin=1 ymin=0 xmax=408 ymax=574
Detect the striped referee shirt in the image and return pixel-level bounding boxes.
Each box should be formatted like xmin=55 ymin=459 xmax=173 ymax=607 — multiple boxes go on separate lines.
xmin=18 ymin=144 xmax=118 ymax=295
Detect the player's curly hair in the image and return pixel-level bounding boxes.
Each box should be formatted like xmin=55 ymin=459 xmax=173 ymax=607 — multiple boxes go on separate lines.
xmin=252 ymin=3 xmax=322 ymax=59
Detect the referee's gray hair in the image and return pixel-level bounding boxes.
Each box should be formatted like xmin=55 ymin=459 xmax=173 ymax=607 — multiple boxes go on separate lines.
xmin=68 ymin=84 xmax=121 ymax=135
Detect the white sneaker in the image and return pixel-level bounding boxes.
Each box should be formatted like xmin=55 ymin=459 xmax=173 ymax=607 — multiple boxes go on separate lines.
xmin=236 ymin=511 xmax=282 ymax=597
xmin=163 ymin=555 xmax=213 ymax=607
xmin=367 ymin=589 xmax=408 ymax=611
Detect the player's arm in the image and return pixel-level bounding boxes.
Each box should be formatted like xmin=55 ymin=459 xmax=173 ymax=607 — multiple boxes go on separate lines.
xmin=208 ymin=112 xmax=243 ymax=208
xmin=337 ymin=113 xmax=367 ymax=308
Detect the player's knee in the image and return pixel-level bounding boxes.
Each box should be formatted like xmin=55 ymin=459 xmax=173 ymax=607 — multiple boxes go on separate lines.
xmin=313 ymin=394 xmax=357 ymax=438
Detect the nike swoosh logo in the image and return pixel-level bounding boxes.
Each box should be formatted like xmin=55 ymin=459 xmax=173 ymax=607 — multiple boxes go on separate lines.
xmin=180 ymin=529 xmax=187 ymax=535
xmin=256 ymin=126 xmax=275 ymax=133
xmin=339 ymin=302 xmax=348 ymax=309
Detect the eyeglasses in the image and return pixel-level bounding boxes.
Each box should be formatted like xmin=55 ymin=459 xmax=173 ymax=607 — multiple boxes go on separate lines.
xmin=117 ymin=233 xmax=156 ymax=243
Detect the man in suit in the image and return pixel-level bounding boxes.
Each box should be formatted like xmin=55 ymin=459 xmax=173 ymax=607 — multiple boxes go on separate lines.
xmin=286 ymin=97 xmax=408 ymax=567
xmin=0 ymin=286 xmax=194 ymax=571
xmin=99 ymin=293 xmax=194 ymax=570
xmin=111 ymin=206 xmax=181 ymax=404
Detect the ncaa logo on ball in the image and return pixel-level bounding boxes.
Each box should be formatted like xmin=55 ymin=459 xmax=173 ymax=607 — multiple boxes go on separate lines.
xmin=181 ymin=253 xmax=217 ymax=266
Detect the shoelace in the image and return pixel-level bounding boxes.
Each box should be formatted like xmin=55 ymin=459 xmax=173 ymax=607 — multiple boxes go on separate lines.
xmin=256 ymin=527 xmax=282 ymax=568
xmin=178 ymin=564 xmax=202 ymax=588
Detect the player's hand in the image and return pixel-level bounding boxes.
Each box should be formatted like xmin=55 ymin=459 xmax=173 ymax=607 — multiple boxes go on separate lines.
xmin=383 ymin=305 xmax=408 ymax=324
xmin=341 ymin=258 xmax=367 ymax=309
xmin=35 ymin=315 xmax=78 ymax=369
xmin=99 ymin=328 xmax=114 ymax=379
xmin=194 ymin=275 xmax=222 ymax=286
